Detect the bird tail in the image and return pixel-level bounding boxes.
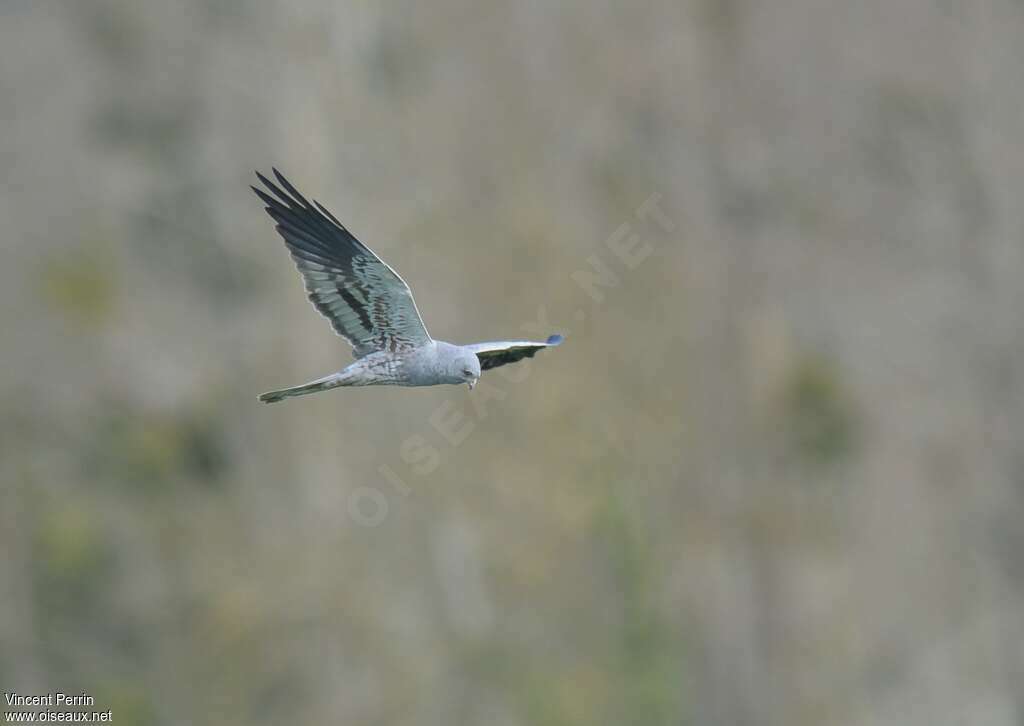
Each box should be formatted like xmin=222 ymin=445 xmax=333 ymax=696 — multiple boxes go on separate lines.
xmin=258 ymin=371 xmax=350 ymax=404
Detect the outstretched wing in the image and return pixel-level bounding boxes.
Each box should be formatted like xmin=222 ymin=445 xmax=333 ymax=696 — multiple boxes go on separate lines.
xmin=252 ymin=169 xmax=431 ymax=358
xmin=464 ymin=334 xmax=564 ymax=371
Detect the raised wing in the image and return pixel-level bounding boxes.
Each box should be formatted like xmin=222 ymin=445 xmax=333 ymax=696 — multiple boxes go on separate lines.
xmin=252 ymin=169 xmax=431 ymax=357
xmin=465 ymin=334 xmax=564 ymax=371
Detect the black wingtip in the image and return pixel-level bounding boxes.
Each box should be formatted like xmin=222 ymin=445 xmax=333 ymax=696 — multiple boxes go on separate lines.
xmin=272 ymin=168 xmax=312 ymax=206
xmin=250 ymin=184 xmax=278 ymax=210
xmin=546 ymin=334 xmax=564 ymax=345
xmin=254 ymin=170 xmax=277 ymax=193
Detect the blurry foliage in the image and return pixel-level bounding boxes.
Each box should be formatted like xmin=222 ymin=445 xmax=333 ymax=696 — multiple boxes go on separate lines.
xmin=39 ymin=242 xmax=118 ymax=329
xmin=522 ymin=663 xmax=611 ymax=726
xmin=83 ymin=405 xmax=228 ymax=492
xmin=32 ymin=502 xmax=115 ymax=670
xmin=129 ymin=186 xmax=263 ymax=301
xmin=196 ymin=0 xmax=252 ymax=32
xmin=92 ymin=683 xmax=156 ymax=726
xmin=593 ymin=484 xmax=683 ymax=725
xmin=74 ymin=1 xmax=143 ymax=65
xmin=92 ymin=101 xmax=196 ymax=161
xmin=779 ymin=355 xmax=858 ymax=469
xmin=366 ymin=23 xmax=427 ymax=97
xmin=34 ymin=504 xmax=110 ymax=595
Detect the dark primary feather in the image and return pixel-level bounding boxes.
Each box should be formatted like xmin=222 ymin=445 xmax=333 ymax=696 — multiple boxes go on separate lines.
xmin=469 ymin=334 xmax=564 ymax=370
xmin=252 ymin=169 xmax=431 ymax=358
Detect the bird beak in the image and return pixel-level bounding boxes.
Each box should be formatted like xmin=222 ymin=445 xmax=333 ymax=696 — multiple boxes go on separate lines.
xmin=468 ymin=379 xmax=477 ymax=390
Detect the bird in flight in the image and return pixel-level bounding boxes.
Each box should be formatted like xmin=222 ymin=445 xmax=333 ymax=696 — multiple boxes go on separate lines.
xmin=252 ymin=169 xmax=563 ymax=403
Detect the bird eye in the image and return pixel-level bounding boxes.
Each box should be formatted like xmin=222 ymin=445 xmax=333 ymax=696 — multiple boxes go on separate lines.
xmin=462 ymin=369 xmax=473 ymax=376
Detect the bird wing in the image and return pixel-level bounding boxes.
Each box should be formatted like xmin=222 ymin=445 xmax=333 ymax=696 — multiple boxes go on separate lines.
xmin=253 ymin=169 xmax=431 ymax=358
xmin=464 ymin=334 xmax=564 ymax=370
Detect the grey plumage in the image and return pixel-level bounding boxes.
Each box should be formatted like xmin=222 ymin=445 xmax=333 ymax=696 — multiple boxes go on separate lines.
xmin=254 ymin=169 xmax=563 ymax=403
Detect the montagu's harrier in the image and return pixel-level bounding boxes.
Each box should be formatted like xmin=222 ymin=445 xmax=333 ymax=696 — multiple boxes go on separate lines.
xmin=252 ymin=169 xmax=563 ymax=403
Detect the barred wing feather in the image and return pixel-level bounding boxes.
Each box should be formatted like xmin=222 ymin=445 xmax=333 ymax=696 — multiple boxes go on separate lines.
xmin=252 ymin=169 xmax=431 ymax=358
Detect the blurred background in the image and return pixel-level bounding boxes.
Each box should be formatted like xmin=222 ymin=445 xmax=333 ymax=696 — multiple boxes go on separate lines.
xmin=2 ymin=1 xmax=1023 ymax=724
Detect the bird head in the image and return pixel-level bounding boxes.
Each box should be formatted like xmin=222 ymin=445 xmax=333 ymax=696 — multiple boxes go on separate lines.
xmin=457 ymin=351 xmax=481 ymax=390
